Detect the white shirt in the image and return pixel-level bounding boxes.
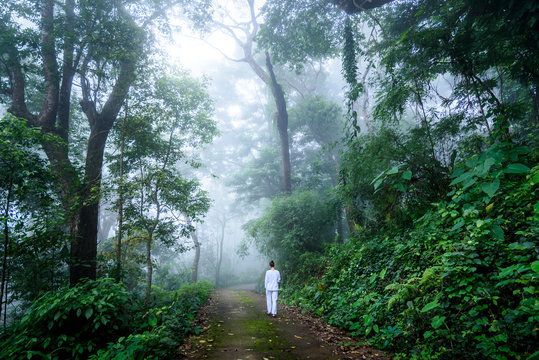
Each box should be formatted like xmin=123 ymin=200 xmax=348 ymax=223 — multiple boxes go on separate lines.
xmin=265 ymin=269 xmax=281 ymax=291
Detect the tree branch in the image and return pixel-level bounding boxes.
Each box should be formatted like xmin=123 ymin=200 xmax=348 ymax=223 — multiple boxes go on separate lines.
xmin=184 ymin=34 xmax=246 ymax=63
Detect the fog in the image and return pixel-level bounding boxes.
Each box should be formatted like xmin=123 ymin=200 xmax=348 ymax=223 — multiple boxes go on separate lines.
xmin=91 ymin=0 xmax=348 ymax=289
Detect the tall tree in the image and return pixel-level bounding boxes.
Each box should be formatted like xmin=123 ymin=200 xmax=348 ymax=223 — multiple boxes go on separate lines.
xmin=0 ymin=0 xmax=212 ymax=284
xmin=203 ymin=0 xmax=293 ymax=194
xmin=108 ymin=69 xmax=216 ymax=305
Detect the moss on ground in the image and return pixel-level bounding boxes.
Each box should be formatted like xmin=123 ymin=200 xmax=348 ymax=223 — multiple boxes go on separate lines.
xmin=230 ymin=290 xmax=254 ymax=304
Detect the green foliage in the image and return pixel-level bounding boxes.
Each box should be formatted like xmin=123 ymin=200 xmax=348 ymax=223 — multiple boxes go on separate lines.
xmin=376 ymin=0 xmax=538 ymax=143
xmin=0 ymin=279 xmax=132 ymax=359
xmin=244 ymin=190 xmax=339 ymax=275
xmin=0 ymin=115 xmax=68 ymax=309
xmin=342 ymin=17 xmax=363 ymax=136
xmin=288 ymin=96 xmax=344 ymax=189
xmin=338 ymin=127 xmax=450 ymax=228
xmin=0 ymin=279 xmax=214 ymax=359
xmin=257 ymin=0 xmax=344 ymax=71
xmin=90 ymin=281 xmax=213 ymax=359
xmin=285 ymin=144 xmax=538 ymax=359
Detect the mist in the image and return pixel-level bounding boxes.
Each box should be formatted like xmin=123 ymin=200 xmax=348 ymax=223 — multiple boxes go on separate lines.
xmin=2 ymin=0 xmax=536 ymax=357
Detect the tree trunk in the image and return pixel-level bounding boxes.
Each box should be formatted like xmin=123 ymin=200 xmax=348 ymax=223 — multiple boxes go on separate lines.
xmin=116 ymin=115 xmax=126 ymax=283
xmin=191 ymin=227 xmax=200 ymax=283
xmin=69 ymin=116 xmax=114 ymax=284
xmin=3 ymin=269 xmax=8 ymax=328
xmin=145 ymin=233 xmax=153 ymax=307
xmin=265 ymin=52 xmax=292 ymax=194
xmin=0 ymin=175 xmax=13 ymax=323
xmin=215 ymin=221 xmax=225 ymax=288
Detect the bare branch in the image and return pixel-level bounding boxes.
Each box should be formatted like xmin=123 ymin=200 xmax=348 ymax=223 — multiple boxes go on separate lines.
xmin=215 ymin=21 xmax=246 ymax=47
xmin=183 ymin=34 xmax=246 ymax=63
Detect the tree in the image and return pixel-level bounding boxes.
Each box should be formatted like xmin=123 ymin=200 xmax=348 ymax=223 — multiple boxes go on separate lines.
xmin=107 ymin=69 xmax=217 ymax=305
xmin=213 ymin=209 xmax=238 ymax=288
xmin=203 ymin=0 xmax=293 ymax=194
xmin=0 ymin=0 xmax=212 ymax=285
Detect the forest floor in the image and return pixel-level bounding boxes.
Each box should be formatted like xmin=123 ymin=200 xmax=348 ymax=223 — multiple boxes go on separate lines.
xmin=178 ymin=284 xmax=390 ymax=359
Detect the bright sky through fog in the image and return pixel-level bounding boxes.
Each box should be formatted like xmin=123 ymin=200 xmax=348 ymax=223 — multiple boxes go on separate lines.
xmin=165 ymin=0 xmax=265 ymax=76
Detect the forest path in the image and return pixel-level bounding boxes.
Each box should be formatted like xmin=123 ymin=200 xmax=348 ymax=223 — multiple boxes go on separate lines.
xmin=181 ymin=286 xmax=389 ymax=359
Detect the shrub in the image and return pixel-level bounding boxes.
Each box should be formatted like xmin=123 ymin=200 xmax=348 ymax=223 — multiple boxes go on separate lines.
xmin=0 ymin=278 xmax=132 ymax=359
xmin=284 ymin=144 xmax=538 ymax=359
xmin=91 ymin=280 xmax=213 ymax=359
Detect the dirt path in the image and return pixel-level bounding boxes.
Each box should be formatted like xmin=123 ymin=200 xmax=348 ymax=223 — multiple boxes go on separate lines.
xmin=181 ymin=286 xmax=389 ymax=359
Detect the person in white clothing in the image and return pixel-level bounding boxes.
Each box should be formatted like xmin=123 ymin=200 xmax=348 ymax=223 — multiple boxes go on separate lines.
xmin=264 ymin=260 xmax=281 ymax=317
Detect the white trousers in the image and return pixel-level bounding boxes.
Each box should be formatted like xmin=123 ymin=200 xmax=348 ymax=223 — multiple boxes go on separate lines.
xmin=266 ymin=290 xmax=278 ymax=315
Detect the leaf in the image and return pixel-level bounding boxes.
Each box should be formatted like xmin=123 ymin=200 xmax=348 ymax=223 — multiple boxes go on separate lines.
xmin=421 ymin=300 xmax=440 ymax=313
xmin=394 ymin=183 xmax=406 ymax=192
xmin=462 ymin=176 xmax=477 ymax=189
xmin=387 ymin=165 xmax=400 ymax=175
xmin=380 ymin=268 xmax=387 ymax=280
xmin=450 ymin=171 xmax=473 ymax=186
xmin=450 ymin=220 xmax=465 ymax=232
xmin=431 ymin=315 xmax=446 ymax=329
xmin=531 ymin=261 xmax=539 ymax=274
xmin=490 ymin=225 xmax=504 ymax=241
xmin=504 ymin=163 xmax=530 ymax=174
xmin=481 ymin=178 xmax=500 ymax=198
xmin=373 ymin=178 xmax=384 ymax=191
xmin=148 ymin=315 xmax=157 ymax=327
xmin=401 ymin=170 xmax=412 ymax=180
xmin=85 ymin=308 xmax=93 ymax=319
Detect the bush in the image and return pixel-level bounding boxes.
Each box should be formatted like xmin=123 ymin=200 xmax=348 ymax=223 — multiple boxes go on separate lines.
xmin=91 ymin=280 xmax=213 ymax=359
xmin=0 ymin=278 xmax=132 ymax=359
xmin=0 ymin=279 xmax=214 ymax=360
xmin=244 ymin=190 xmax=339 ymax=275
xmin=285 ymin=144 xmax=538 ymax=359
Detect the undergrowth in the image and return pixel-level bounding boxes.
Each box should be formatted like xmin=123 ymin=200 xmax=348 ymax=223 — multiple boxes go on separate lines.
xmin=0 ymin=279 xmax=213 ymax=359
xmin=283 ymin=143 xmax=538 ymax=359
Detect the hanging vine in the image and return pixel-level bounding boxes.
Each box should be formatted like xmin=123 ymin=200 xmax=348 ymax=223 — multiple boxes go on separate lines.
xmin=342 ymin=17 xmax=363 ymax=138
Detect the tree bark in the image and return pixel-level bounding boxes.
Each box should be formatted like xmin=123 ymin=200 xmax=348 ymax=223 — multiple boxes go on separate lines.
xmin=215 ymin=220 xmax=225 ymax=287
xmin=145 ymin=233 xmax=153 ymax=307
xmin=190 ymin=223 xmax=200 ymax=283
xmin=3 ymin=268 xmax=8 ymax=328
xmin=116 ymin=113 xmax=126 ymax=283
xmin=265 ymin=52 xmax=292 ymax=194
xmin=0 ymin=175 xmax=13 ymax=323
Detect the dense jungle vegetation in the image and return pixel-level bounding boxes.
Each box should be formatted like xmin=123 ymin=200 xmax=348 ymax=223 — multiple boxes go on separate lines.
xmin=1 ymin=0 xmax=538 ymax=359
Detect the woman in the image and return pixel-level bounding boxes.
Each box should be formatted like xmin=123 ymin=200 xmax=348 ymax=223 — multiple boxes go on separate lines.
xmin=264 ymin=260 xmax=281 ymax=317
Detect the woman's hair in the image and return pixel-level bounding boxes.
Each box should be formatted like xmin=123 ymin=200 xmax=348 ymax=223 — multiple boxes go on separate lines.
xmin=269 ymin=260 xmax=275 ymax=268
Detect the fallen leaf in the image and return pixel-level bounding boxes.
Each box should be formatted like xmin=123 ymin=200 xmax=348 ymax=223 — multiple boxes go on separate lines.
xmin=294 ymin=335 xmax=303 ymax=339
